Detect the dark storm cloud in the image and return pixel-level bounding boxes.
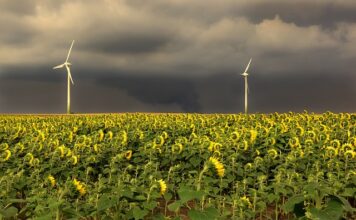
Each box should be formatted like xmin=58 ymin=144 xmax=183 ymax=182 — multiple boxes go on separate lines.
xmin=1 ymin=0 xmax=356 ymax=113
xmin=97 ymin=74 xmax=201 ymax=112
xmin=81 ymin=30 xmax=174 ymax=55
xmin=190 ymin=72 xmax=356 ymax=113
xmin=0 ymin=0 xmax=37 ymax=15
xmin=238 ymin=1 xmax=356 ymax=28
xmin=125 ymin=0 xmax=356 ymax=28
xmin=0 ymin=67 xmax=199 ymax=112
xmin=1 ymin=65 xmax=62 ymax=82
xmin=0 ymin=78 xmax=185 ymax=114
xmin=250 ymin=73 xmax=356 ymax=113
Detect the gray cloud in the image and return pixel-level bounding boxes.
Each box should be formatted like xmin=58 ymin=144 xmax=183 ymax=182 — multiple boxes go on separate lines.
xmin=125 ymin=0 xmax=356 ymax=27
xmin=236 ymin=1 xmax=356 ymax=28
xmin=0 ymin=0 xmax=356 ymax=113
xmin=0 ymin=0 xmax=37 ymax=15
xmin=81 ymin=30 xmax=174 ymax=55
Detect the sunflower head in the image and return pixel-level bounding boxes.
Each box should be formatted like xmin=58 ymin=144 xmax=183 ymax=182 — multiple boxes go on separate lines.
xmin=230 ymin=131 xmax=240 ymax=141
xmin=267 ymin=149 xmax=278 ymax=159
xmin=98 ymin=130 xmax=104 ymax=142
xmin=341 ymin=143 xmax=353 ymax=152
xmin=0 ymin=150 xmax=11 ymax=162
xmin=209 ymin=157 xmax=225 ymax=178
xmin=47 ymin=175 xmax=56 ymax=187
xmin=157 ymin=179 xmax=167 ymax=195
xmin=325 ymin=146 xmax=338 ymax=158
xmin=295 ymin=126 xmax=305 ymax=136
xmin=344 ymin=150 xmax=356 ymax=159
xmin=240 ymin=196 xmax=253 ymax=208
xmin=73 ymin=178 xmax=86 ymax=196
xmin=107 ymin=131 xmax=113 ymax=140
xmin=249 ymin=130 xmax=258 ymax=143
xmin=307 ymin=131 xmax=316 ymax=140
xmin=288 ymin=137 xmax=300 ymax=148
xmin=125 ymin=150 xmax=132 ymax=160
xmin=330 ymin=139 xmax=341 ymax=148
xmin=71 ymin=155 xmax=78 ymax=165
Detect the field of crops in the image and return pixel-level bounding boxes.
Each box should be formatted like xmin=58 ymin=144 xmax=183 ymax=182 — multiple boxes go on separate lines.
xmin=0 ymin=112 xmax=356 ymax=220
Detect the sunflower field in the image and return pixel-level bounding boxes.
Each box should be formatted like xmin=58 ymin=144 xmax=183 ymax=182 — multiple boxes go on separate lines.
xmin=0 ymin=112 xmax=355 ymax=220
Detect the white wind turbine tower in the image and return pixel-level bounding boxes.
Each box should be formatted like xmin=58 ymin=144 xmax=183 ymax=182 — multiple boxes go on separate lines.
xmin=53 ymin=40 xmax=75 ymax=114
xmin=241 ymin=58 xmax=252 ymax=114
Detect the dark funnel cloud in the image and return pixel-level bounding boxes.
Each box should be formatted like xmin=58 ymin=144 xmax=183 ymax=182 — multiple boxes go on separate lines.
xmin=96 ymin=74 xmax=201 ymax=112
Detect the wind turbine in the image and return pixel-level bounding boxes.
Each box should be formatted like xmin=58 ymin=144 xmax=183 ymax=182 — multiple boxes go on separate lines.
xmin=53 ymin=40 xmax=75 ymax=114
xmin=241 ymin=58 xmax=252 ymax=114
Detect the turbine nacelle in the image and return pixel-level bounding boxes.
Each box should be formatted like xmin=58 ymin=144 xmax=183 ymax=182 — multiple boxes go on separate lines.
xmin=241 ymin=72 xmax=249 ymax=77
xmin=53 ymin=63 xmax=72 ymax=69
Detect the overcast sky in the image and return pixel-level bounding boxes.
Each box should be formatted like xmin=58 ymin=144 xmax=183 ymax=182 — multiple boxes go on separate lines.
xmin=1 ymin=0 xmax=356 ymax=114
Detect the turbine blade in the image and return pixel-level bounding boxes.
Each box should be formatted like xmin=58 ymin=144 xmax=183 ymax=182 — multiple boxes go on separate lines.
xmin=53 ymin=64 xmax=64 ymax=69
xmin=244 ymin=58 xmax=252 ymax=73
xmin=65 ymin=40 xmax=75 ymax=63
xmin=66 ymin=65 xmax=74 ymax=85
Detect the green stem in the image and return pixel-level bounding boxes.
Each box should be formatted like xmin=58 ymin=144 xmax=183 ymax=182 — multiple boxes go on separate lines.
xmin=197 ymin=164 xmax=209 ymax=191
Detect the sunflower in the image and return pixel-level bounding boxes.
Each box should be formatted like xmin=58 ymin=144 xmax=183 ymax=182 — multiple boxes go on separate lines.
xmin=209 ymin=157 xmax=225 ymax=178
xmin=73 ymin=178 xmax=86 ymax=196
xmin=47 ymin=175 xmax=56 ymax=187
xmin=317 ymin=133 xmax=329 ymax=143
xmin=207 ymin=141 xmax=213 ymax=152
xmin=240 ymin=196 xmax=253 ymax=208
xmin=288 ymin=137 xmax=300 ymax=148
xmin=57 ymin=146 xmax=64 ymax=157
xmin=172 ymin=143 xmax=183 ymax=154
xmin=330 ymin=139 xmax=341 ymax=148
xmin=1 ymin=150 xmax=11 ymax=162
xmin=242 ymin=140 xmax=249 ymax=151
xmin=249 ymin=130 xmax=258 ymax=143
xmin=230 ymin=131 xmax=240 ymax=141
xmin=304 ymin=139 xmax=314 ymax=147
xmin=93 ymin=144 xmax=99 ymax=152
xmin=306 ymin=131 xmax=316 ymax=140
xmin=325 ymin=146 xmax=338 ymax=157
xmin=98 ymin=130 xmax=104 ymax=142
xmin=157 ymin=179 xmax=167 ymax=195
xmin=254 ymin=156 xmax=263 ymax=165
xmin=344 ymin=150 xmax=355 ymax=159
xmin=255 ymin=149 xmax=260 ymax=156
xmin=25 ymin=153 xmax=34 ymax=165
xmin=296 ymin=126 xmax=305 ymax=136
xmin=162 ymin=131 xmax=168 ymax=139
xmin=124 ymin=150 xmax=132 ymax=160
xmin=71 ymin=155 xmax=78 ymax=165
xmin=121 ymin=131 xmax=128 ymax=145
xmin=267 ymin=149 xmax=278 ymax=159
xmin=244 ymin=163 xmax=253 ymax=170
xmin=156 ymin=135 xmax=165 ymax=146
xmin=0 ymin=143 xmax=9 ymax=151
xmin=341 ymin=143 xmax=353 ymax=152
xmin=266 ymin=137 xmax=276 ymax=146
xmin=139 ymin=131 xmax=144 ymax=140
xmin=107 ymin=131 xmax=113 ymax=140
